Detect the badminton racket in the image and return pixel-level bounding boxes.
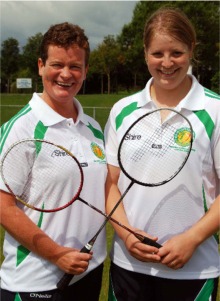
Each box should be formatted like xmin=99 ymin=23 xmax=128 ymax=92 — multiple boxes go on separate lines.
xmin=0 ymin=139 xmax=83 ymax=213
xmin=0 ymin=138 xmax=155 ymax=288
xmin=57 ymin=107 xmax=193 ymax=289
xmin=0 ymin=138 xmax=153 ymax=243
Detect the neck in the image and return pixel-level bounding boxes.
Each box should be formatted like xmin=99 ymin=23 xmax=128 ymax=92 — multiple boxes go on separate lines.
xmin=55 ymin=105 xmax=78 ymax=121
xmin=41 ymin=94 xmax=78 ymax=121
xmin=150 ymin=76 xmax=192 ymax=108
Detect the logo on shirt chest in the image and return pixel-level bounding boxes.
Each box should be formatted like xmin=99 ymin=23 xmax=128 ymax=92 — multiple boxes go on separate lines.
xmin=51 ymin=149 xmax=69 ymax=157
xmin=90 ymin=142 xmax=106 ymax=162
xmin=174 ymin=128 xmax=194 ymax=147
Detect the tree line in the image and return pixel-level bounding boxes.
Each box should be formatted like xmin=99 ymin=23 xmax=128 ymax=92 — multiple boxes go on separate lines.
xmin=1 ymin=1 xmax=219 ymax=94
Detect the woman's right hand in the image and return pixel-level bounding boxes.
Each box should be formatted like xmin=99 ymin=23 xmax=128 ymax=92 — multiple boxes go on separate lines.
xmin=51 ymin=246 xmax=93 ymax=275
xmin=123 ymin=230 xmax=161 ymax=263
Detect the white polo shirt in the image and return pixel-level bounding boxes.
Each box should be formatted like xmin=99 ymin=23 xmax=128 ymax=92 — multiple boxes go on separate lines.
xmin=104 ymin=75 xmax=220 ymax=280
xmin=0 ymin=93 xmax=107 ymax=291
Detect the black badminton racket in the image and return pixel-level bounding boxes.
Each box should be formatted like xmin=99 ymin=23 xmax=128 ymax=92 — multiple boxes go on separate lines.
xmin=57 ymin=107 xmax=193 ymax=289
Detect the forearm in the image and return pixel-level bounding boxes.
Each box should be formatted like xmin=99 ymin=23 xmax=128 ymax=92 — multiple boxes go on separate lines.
xmin=1 ymin=192 xmax=64 ymax=265
xmin=105 ymin=165 xmax=134 ymax=242
xmin=105 ymin=165 xmax=155 ymax=244
xmin=158 ymin=195 xmax=220 ymax=268
xmin=106 ymin=184 xmax=132 ymax=242
xmin=185 ymin=195 xmax=220 ymax=246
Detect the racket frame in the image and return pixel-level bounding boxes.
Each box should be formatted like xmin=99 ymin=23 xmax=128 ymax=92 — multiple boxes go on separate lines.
xmin=118 ymin=107 xmax=193 ymax=187
xmin=0 ymin=138 xmax=84 ymax=213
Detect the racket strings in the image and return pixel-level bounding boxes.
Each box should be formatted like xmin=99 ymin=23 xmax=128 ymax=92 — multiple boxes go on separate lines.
xmin=119 ymin=111 xmax=192 ymax=186
xmin=1 ymin=140 xmax=83 ymax=211
xmin=130 ymin=123 xmax=175 ymax=162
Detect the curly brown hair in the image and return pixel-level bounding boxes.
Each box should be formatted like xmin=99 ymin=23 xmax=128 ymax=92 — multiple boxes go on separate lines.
xmin=39 ymin=22 xmax=90 ymax=66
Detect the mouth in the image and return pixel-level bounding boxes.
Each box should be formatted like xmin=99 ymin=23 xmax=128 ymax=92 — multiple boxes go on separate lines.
xmin=159 ymin=69 xmax=178 ymax=76
xmin=56 ymin=81 xmax=73 ymax=88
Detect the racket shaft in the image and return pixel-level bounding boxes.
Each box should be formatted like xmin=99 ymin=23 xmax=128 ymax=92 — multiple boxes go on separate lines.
xmin=79 ymin=197 xmax=161 ymax=247
xmin=58 ymin=181 xmax=141 ymax=290
xmin=141 ymin=236 xmax=162 ymax=248
xmin=57 ymin=180 xmax=160 ymax=290
xmin=56 ymin=274 xmax=74 ymax=291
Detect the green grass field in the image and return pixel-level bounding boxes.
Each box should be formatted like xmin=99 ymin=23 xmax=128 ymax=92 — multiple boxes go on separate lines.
xmin=0 ymin=92 xmax=129 ymax=129
xmin=0 ymin=92 xmax=127 ymax=300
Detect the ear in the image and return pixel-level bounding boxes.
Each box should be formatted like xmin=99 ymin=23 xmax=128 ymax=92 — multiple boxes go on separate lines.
xmin=144 ymin=45 xmax=148 ymax=65
xmin=84 ymin=64 xmax=89 ymax=80
xmin=38 ymin=58 xmax=44 ymax=76
xmin=189 ymin=42 xmax=195 ymax=57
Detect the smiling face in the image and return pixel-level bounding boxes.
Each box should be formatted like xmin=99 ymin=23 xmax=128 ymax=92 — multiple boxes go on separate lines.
xmin=143 ymin=8 xmax=196 ymax=98
xmin=145 ymin=33 xmax=192 ymax=92
xmin=38 ymin=45 xmax=88 ymax=108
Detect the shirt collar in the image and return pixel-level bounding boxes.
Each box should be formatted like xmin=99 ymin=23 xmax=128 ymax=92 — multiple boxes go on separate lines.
xmin=177 ymin=75 xmax=206 ymax=111
xmin=139 ymin=75 xmax=206 ymax=111
xmin=29 ymin=93 xmax=86 ymax=126
xmin=136 ymin=78 xmax=153 ymax=108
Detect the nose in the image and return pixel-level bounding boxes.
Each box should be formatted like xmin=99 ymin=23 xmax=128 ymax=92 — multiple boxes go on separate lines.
xmin=161 ymin=55 xmax=174 ymax=68
xmin=60 ymin=67 xmax=72 ymax=79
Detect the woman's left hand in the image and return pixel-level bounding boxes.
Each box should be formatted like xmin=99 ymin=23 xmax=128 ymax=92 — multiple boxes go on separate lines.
xmin=157 ymin=232 xmax=197 ymax=269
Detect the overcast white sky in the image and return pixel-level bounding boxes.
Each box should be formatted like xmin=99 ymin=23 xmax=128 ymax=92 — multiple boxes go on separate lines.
xmin=0 ymin=0 xmax=138 ymax=50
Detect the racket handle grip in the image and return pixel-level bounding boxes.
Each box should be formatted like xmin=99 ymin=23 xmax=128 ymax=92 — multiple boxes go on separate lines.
xmin=56 ymin=273 xmax=74 ymax=291
xmin=142 ymin=236 xmax=162 ymax=248
xmin=80 ymin=243 xmax=93 ymax=253
xmin=56 ymin=243 xmax=92 ymax=290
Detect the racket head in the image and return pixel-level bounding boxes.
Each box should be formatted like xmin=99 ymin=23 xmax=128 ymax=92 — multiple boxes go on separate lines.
xmin=0 ymin=139 xmax=84 ymax=212
xmin=118 ymin=108 xmax=193 ymax=187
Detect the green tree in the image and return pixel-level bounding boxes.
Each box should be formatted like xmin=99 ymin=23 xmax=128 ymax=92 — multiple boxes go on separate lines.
xmin=89 ymin=35 xmax=121 ymax=94
xmin=89 ymin=49 xmax=105 ymax=94
xmin=117 ymin=1 xmax=163 ymax=89
xmin=118 ymin=1 xmax=219 ymax=89
xmin=1 ymin=38 xmax=20 ymax=92
xmin=171 ymin=1 xmax=219 ymax=86
xmin=21 ymin=33 xmax=43 ymax=91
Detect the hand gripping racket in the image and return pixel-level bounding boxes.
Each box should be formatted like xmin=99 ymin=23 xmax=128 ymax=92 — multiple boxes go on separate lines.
xmin=57 ymin=108 xmax=193 ymax=289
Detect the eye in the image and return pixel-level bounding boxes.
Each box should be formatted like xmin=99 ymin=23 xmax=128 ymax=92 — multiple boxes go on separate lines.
xmin=172 ymin=51 xmax=183 ymax=57
xmin=51 ymin=63 xmax=62 ymax=69
xmin=70 ymin=65 xmax=82 ymax=70
xmin=151 ymin=52 xmax=163 ymax=58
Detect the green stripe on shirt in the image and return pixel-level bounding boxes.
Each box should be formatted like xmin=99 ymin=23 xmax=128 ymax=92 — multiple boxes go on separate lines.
xmin=34 ymin=121 xmax=48 ymax=154
xmin=204 ymin=88 xmax=220 ymax=100
xmin=193 ymin=110 xmax=214 ymax=140
xmin=34 ymin=121 xmax=48 ymax=140
xmin=87 ymin=122 xmax=104 ymax=141
xmin=115 ymin=102 xmax=139 ymax=130
xmin=0 ymin=104 xmax=32 ymax=154
xmin=16 ymin=201 xmax=45 ymax=266
xmin=16 ymin=123 xmax=47 ymax=266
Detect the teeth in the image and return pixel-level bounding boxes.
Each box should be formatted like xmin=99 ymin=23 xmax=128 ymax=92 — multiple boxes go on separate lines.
xmin=57 ymin=82 xmax=72 ymax=87
xmin=161 ymin=70 xmax=175 ymax=75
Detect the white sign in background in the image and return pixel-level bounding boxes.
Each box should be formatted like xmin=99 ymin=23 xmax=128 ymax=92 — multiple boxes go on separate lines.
xmin=16 ymin=78 xmax=32 ymax=89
